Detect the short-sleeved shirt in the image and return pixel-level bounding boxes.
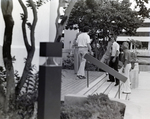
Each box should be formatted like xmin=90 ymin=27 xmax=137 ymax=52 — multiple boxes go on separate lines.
xmin=76 ymin=33 xmax=91 ymax=47
xmin=111 ymin=41 xmax=120 ymax=57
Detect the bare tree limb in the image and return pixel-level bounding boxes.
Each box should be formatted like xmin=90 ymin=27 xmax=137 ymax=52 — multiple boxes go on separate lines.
xmin=29 ymin=0 xmax=37 ymax=48
xmin=55 ymin=0 xmax=77 ymax=42
xmin=16 ymin=0 xmax=37 ymax=97
xmin=18 ymin=0 xmax=31 ymax=51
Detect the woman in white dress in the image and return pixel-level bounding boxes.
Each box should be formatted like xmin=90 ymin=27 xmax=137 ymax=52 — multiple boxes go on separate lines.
xmin=121 ymin=42 xmax=132 ymax=94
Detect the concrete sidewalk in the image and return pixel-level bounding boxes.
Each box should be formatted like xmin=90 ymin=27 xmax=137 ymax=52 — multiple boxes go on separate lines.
xmin=116 ymin=71 xmax=150 ymax=119
xmin=129 ymin=71 xmax=150 ymax=119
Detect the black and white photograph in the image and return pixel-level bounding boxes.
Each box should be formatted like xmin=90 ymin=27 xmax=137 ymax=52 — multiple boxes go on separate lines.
xmin=0 ymin=0 xmax=150 ymax=119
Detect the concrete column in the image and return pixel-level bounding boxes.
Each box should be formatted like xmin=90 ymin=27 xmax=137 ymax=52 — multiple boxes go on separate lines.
xmin=38 ymin=42 xmax=62 ymax=119
xmin=148 ymin=42 xmax=150 ymax=50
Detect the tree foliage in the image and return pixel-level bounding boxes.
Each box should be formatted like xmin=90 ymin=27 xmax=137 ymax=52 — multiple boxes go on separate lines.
xmin=66 ymin=0 xmax=148 ymax=60
xmin=0 ymin=66 xmax=38 ymax=119
xmin=135 ymin=0 xmax=150 ymax=18
xmin=67 ymin=0 xmax=145 ymax=38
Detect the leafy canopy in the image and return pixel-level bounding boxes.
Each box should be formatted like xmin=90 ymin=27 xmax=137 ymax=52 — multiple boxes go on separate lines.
xmin=66 ymin=0 xmax=145 ymax=38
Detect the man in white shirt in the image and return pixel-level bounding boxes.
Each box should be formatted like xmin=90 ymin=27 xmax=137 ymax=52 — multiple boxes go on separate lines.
xmin=107 ymin=34 xmax=120 ymax=86
xmin=76 ymin=26 xmax=93 ymax=79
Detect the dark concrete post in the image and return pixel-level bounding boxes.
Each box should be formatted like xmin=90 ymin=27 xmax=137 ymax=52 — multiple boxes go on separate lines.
xmin=38 ymin=42 xmax=62 ymax=119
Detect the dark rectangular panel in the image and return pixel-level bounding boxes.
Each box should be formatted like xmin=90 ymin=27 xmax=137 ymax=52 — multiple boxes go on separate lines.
xmin=38 ymin=66 xmax=46 ymax=119
xmin=40 ymin=42 xmax=62 ymax=57
xmin=38 ymin=66 xmax=62 ymax=119
xmin=84 ymin=54 xmax=127 ymax=83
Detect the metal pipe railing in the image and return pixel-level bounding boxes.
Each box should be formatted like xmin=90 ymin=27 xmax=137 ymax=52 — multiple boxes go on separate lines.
xmin=87 ymin=70 xmax=89 ymax=88
xmin=118 ymin=83 xmax=121 ymax=99
xmin=84 ymin=54 xmax=127 ymax=99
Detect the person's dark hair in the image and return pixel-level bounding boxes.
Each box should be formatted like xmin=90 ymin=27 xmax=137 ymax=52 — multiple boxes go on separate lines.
xmin=83 ymin=26 xmax=89 ymax=32
xmin=79 ymin=28 xmax=83 ymax=32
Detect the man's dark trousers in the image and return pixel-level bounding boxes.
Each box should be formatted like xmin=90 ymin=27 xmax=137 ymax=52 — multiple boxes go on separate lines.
xmin=109 ymin=56 xmax=119 ymax=85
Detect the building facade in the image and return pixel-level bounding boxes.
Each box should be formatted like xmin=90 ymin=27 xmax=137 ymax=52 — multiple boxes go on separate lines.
xmin=117 ymin=18 xmax=150 ymax=50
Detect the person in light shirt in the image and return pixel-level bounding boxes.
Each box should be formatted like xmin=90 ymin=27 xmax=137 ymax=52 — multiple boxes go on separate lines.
xmin=76 ymin=26 xmax=93 ymax=79
xmin=107 ymin=34 xmax=120 ymax=86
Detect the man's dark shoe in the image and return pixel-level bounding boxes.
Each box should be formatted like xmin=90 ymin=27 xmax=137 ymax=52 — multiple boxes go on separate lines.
xmin=114 ymin=83 xmax=119 ymax=86
xmin=81 ymin=76 xmax=86 ymax=79
xmin=107 ymin=80 xmax=114 ymax=82
xmin=77 ymin=75 xmax=86 ymax=79
xmin=77 ymin=75 xmax=82 ymax=79
xmin=122 ymin=91 xmax=131 ymax=94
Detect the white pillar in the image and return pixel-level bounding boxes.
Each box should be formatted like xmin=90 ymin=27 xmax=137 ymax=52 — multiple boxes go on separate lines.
xmin=148 ymin=42 xmax=150 ymax=50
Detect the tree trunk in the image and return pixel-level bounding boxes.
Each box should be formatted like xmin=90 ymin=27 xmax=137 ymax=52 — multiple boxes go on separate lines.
xmin=43 ymin=0 xmax=77 ymax=66
xmin=15 ymin=48 xmax=35 ymax=96
xmin=16 ymin=0 xmax=37 ymax=96
xmin=1 ymin=0 xmax=15 ymax=113
xmin=55 ymin=0 xmax=77 ymax=42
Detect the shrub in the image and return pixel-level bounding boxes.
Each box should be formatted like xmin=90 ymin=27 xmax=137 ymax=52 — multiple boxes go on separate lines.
xmin=0 ymin=65 xmax=38 ymax=119
xmin=61 ymin=93 xmax=125 ymax=119
xmin=62 ymin=53 xmax=74 ymax=70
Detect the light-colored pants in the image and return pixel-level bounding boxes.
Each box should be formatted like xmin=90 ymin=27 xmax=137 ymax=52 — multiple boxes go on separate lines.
xmin=121 ymin=63 xmax=131 ymax=93
xmin=77 ymin=48 xmax=88 ymax=76
xmin=74 ymin=47 xmax=80 ymax=74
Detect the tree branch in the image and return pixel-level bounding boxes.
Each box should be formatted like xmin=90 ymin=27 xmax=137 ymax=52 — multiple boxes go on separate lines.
xmin=54 ymin=0 xmax=77 ymax=42
xmin=18 ymin=0 xmax=31 ymax=51
xmin=15 ymin=0 xmax=37 ymax=97
xmin=28 ymin=0 xmax=37 ymax=48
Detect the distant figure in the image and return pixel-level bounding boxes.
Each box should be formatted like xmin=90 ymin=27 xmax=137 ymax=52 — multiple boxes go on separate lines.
xmin=121 ymin=42 xmax=132 ymax=94
xmin=76 ymin=26 xmax=93 ymax=79
xmin=100 ymin=37 xmax=113 ymax=65
xmin=107 ymin=34 xmax=120 ymax=86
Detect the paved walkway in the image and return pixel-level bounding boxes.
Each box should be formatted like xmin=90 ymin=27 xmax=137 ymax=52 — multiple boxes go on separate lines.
xmin=129 ymin=71 xmax=150 ymax=119
xmin=115 ymin=71 xmax=150 ymax=119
